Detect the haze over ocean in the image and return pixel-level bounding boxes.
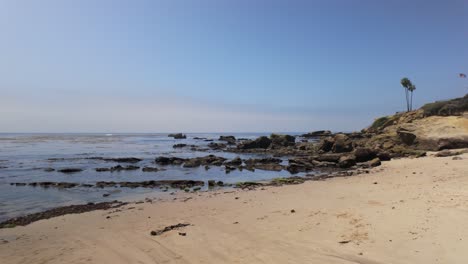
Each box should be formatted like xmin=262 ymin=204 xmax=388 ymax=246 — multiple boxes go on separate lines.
xmin=1 ymin=0 xmax=467 ymax=133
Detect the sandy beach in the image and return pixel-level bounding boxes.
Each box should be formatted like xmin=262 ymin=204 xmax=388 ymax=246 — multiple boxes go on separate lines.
xmin=0 ymin=151 xmax=466 ymax=264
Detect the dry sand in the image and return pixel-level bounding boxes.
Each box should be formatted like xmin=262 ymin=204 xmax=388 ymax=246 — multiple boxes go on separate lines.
xmin=1 ymin=152 xmax=468 ymax=264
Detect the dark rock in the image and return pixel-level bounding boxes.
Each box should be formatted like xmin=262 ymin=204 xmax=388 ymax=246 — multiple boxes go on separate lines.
xmin=270 ymin=134 xmax=295 ymax=147
xmin=225 ymin=165 xmax=236 ymax=173
xmin=301 ymin=130 xmax=332 ymax=138
xmin=183 ymin=159 xmax=202 ymax=168
xmin=314 ymin=153 xmax=342 ymax=163
xmin=338 ymin=155 xmax=356 ymax=168
xmin=155 ymin=156 xmax=186 ymax=165
xmin=173 ymin=144 xmax=187 ymax=148
xmin=224 ymin=156 xmax=242 ymax=166
xmin=354 ymin=148 xmax=377 ymax=162
xmin=0 ymin=201 xmax=125 ymax=228
xmin=238 ymin=136 xmax=272 ymax=149
xmin=236 ymin=181 xmax=264 ymax=189
xmin=435 ymin=150 xmax=461 ymax=157
xmin=252 ymin=163 xmax=283 ymax=171
xmin=168 ymin=133 xmax=186 ymax=139
xmin=208 ymin=180 xmax=216 ymax=187
xmin=366 ymin=158 xmax=382 ymax=167
xmin=208 ymin=142 xmax=227 ymax=150
xmin=102 ymin=157 xmax=142 ymax=163
xmin=332 ymin=134 xmax=353 ymax=153
xmin=397 ymin=129 xmax=417 ymax=145
xmin=219 ymin=135 xmax=236 ymax=144
xmin=56 ymin=182 xmax=78 ymax=188
xmin=376 ymin=151 xmax=391 ymax=161
xmin=96 ymin=165 xmax=140 ymax=172
xmin=183 ymin=155 xmax=227 ymax=168
xmin=217 ymin=181 xmax=224 ymax=186
xmin=287 ymin=158 xmax=315 ymax=173
xmin=44 ymin=168 xmax=55 ymax=172
xmin=318 ymin=137 xmax=335 ymax=152
xmin=142 ymin=167 xmax=159 ymax=172
xmin=58 ymin=168 xmax=83 ymax=174
xmin=437 ymin=138 xmax=468 ymax=150
xmin=244 ymin=157 xmax=282 ymax=165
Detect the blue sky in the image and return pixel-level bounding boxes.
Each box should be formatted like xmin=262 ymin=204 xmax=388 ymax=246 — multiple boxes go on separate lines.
xmin=1 ymin=0 xmax=467 ymax=133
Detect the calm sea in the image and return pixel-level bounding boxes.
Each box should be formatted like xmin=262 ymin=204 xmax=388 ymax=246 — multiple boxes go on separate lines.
xmin=0 ymin=132 xmax=311 ymax=221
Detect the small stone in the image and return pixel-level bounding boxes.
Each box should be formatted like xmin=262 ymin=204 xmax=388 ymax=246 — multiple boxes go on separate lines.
xmin=373 ymin=182 xmax=378 ymax=184
xmin=291 ymin=209 xmax=296 ymax=213
xmin=150 ymin=231 xmax=157 ymax=236
xmin=178 ymin=232 xmax=186 ymax=236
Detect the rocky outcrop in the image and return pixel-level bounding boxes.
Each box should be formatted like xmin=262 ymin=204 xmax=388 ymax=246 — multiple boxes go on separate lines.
xmin=270 ymin=134 xmax=295 ymax=148
xmin=238 ymin=136 xmax=272 ymax=149
xmin=301 ymin=130 xmax=332 ymax=138
xmin=208 ymin=142 xmax=227 ymax=150
xmin=331 ymin=134 xmax=353 ymax=153
xmin=421 ymin=94 xmax=468 ymax=116
xmin=155 ymin=156 xmax=186 ymax=165
xmin=224 ymin=156 xmax=242 ymax=166
xmin=183 ymin=155 xmax=227 ymax=168
xmin=219 ymin=136 xmax=236 ymax=145
xmin=353 ymin=148 xmax=377 ymax=162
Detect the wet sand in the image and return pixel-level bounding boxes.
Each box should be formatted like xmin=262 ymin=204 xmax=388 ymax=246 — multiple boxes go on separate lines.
xmin=1 ymin=152 xmax=467 ymax=264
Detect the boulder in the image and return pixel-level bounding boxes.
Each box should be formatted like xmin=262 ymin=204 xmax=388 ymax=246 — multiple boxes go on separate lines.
xmin=366 ymin=158 xmax=382 ymax=167
xmin=376 ymin=151 xmax=391 ymax=161
xmin=238 ymin=136 xmax=272 ymax=149
xmin=219 ymin=136 xmax=236 ymax=145
xmin=208 ymin=142 xmax=227 ymax=150
xmin=318 ymin=137 xmax=335 ymax=152
xmin=354 ymin=148 xmax=377 ymax=162
xmin=269 ymin=134 xmax=295 ymax=147
xmin=397 ymin=129 xmax=417 ymax=145
xmin=224 ymin=156 xmax=242 ymax=166
xmin=313 ymin=153 xmax=342 ymax=163
xmin=253 ymin=163 xmax=283 ymax=171
xmin=338 ymin=155 xmax=356 ymax=168
xmin=183 ymin=155 xmax=227 ymax=168
xmin=332 ymin=134 xmax=353 ymax=153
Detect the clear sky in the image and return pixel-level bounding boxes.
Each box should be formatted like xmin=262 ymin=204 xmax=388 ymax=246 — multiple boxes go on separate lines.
xmin=1 ymin=0 xmax=467 ymax=133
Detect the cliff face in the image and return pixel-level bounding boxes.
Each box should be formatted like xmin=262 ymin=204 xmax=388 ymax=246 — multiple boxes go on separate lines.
xmin=365 ymin=94 xmax=468 ymax=151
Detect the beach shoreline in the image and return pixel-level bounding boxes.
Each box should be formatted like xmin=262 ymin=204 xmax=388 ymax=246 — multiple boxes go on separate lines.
xmin=1 ymin=151 xmax=467 ymax=263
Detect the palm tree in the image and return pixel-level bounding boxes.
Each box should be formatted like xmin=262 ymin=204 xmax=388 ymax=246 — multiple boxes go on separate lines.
xmin=400 ymin=78 xmax=415 ymax=112
xmin=408 ymin=84 xmax=416 ymax=111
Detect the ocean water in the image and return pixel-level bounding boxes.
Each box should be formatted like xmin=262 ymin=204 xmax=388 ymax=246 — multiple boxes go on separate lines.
xmin=0 ymin=133 xmax=312 ymax=222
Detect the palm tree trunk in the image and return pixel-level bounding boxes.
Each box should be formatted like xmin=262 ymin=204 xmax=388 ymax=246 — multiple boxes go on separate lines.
xmin=410 ymin=91 xmax=413 ymax=111
xmin=405 ymin=88 xmax=409 ymax=112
